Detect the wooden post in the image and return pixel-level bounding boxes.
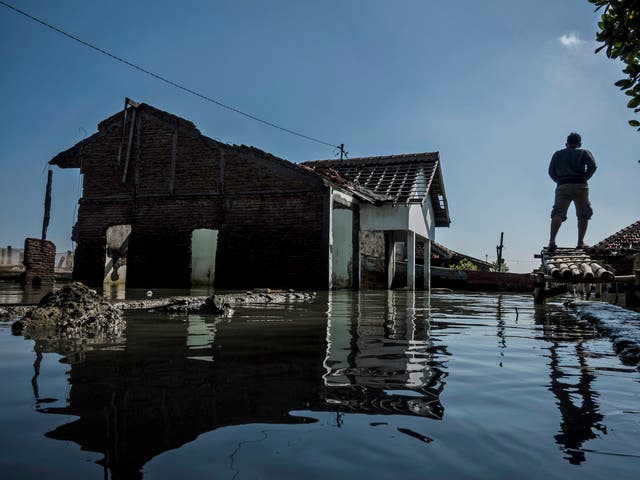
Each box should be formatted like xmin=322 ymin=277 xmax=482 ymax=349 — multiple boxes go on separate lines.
xmin=41 ymin=170 xmax=53 ymax=241
xmin=533 ymin=272 xmax=546 ymax=304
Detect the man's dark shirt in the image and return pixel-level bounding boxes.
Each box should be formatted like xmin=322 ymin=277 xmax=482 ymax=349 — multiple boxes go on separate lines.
xmin=548 ymin=147 xmax=597 ymax=185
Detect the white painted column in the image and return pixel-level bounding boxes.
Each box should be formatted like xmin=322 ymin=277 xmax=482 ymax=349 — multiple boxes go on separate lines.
xmin=407 ymin=231 xmax=416 ymax=290
xmin=424 ymin=239 xmax=431 ymax=291
xmin=386 ymin=233 xmax=396 ymax=290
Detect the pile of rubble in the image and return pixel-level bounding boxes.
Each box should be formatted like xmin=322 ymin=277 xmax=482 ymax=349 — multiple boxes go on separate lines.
xmin=12 ymin=282 xmax=124 ymax=337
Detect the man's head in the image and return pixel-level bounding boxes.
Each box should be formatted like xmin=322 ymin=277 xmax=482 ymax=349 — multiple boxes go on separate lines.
xmin=566 ymin=132 xmax=582 ymax=148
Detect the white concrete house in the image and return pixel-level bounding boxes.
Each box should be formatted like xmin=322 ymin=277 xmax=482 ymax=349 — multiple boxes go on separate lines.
xmin=304 ymin=152 xmax=450 ymax=290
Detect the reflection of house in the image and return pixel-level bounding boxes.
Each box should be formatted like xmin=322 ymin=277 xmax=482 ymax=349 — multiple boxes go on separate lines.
xmin=33 ymin=292 xmax=447 ymax=478
xmin=323 ymin=291 xmax=446 ymax=418
xmin=594 ymin=220 xmax=640 ymax=274
xmin=48 ymin=100 xmax=450 ymax=290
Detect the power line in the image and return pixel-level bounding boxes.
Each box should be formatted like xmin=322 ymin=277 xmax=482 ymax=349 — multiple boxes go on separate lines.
xmin=0 ymin=0 xmax=340 ymax=149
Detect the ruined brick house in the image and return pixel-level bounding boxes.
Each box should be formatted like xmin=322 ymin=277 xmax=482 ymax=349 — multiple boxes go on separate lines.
xmin=49 ymin=100 xmax=450 ymax=290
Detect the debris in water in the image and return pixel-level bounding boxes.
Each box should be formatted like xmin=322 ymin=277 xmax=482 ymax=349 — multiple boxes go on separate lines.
xmin=397 ymin=427 xmax=433 ymax=444
xmin=11 ymin=282 xmax=124 ymax=337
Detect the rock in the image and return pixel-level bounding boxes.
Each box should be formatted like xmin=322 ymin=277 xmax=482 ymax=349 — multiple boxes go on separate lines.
xmin=202 ymin=296 xmax=234 ymax=316
xmin=12 ymin=282 xmax=124 ymax=337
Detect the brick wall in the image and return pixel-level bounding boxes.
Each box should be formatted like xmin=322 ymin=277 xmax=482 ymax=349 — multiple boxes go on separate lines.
xmin=23 ymin=238 xmax=56 ymax=287
xmin=68 ymin=105 xmax=330 ymax=289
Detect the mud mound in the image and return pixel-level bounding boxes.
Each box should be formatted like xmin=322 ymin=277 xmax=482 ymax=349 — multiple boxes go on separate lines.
xmin=12 ymin=282 xmax=124 ymax=337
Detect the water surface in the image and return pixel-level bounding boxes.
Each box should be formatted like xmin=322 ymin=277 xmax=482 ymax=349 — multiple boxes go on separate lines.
xmin=0 ymin=290 xmax=638 ymax=479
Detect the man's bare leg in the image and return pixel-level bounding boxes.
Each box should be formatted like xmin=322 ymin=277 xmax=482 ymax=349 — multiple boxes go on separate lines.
xmin=549 ymin=217 xmax=562 ymax=249
xmin=577 ymin=217 xmax=588 ymax=248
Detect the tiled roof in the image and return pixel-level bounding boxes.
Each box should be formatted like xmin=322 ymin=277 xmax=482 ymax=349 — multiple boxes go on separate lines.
xmin=303 ymin=153 xmax=450 ymax=227
xmin=595 ymin=220 xmax=640 ymax=252
xmin=423 ymin=241 xmax=492 ymax=267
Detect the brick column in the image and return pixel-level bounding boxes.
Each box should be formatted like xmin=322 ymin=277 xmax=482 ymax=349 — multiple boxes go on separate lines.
xmin=23 ymin=238 xmax=56 ymax=287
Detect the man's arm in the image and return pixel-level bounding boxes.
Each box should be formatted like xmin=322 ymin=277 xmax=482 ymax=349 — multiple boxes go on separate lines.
xmin=548 ymin=154 xmax=558 ymax=183
xmin=583 ymin=150 xmax=597 ymax=180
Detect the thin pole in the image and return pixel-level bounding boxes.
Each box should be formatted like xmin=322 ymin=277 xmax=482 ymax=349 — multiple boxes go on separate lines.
xmin=41 ymin=169 xmax=53 ymax=241
xmin=496 ymin=232 xmax=504 ymax=271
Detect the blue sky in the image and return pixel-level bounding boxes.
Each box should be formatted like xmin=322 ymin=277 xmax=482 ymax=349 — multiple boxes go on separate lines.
xmin=1 ymin=0 xmax=638 ymax=273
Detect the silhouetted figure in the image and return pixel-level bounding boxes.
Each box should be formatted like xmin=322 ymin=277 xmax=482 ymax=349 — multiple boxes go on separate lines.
xmin=548 ymin=132 xmax=597 ymax=250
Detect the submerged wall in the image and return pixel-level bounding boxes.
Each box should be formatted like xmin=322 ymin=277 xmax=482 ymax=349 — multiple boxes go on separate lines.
xmin=67 ymin=108 xmax=330 ymax=290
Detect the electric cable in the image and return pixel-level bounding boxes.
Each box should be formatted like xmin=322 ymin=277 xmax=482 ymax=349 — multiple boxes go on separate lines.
xmin=0 ymin=0 xmax=341 ymax=149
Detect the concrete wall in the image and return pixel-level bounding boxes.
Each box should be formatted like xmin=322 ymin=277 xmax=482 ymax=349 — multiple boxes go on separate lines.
xmin=68 ymin=109 xmax=329 ymax=289
xmin=0 ymin=247 xmax=23 ymax=265
xmin=361 ymin=201 xmax=435 ymax=241
xmin=360 ymin=204 xmax=408 ymax=231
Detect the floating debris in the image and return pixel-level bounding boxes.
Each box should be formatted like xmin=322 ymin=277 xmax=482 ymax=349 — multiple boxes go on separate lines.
xmin=397 ymin=427 xmax=434 ymax=444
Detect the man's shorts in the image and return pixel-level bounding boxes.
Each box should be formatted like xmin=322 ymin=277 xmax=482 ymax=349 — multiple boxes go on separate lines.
xmin=551 ymin=183 xmax=593 ymax=221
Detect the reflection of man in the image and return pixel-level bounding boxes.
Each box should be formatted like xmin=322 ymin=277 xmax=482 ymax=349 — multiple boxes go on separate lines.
xmin=547 ymin=133 xmax=597 ymax=251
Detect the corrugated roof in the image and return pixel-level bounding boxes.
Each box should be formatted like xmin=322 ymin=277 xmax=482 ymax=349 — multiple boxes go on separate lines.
xmin=595 ymin=220 xmax=640 ymax=252
xmin=303 ymin=153 xmax=450 ymax=227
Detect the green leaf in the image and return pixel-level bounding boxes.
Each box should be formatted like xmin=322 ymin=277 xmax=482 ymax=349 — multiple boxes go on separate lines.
xmin=628 ymin=120 xmax=640 ymax=127
xmin=628 ymin=97 xmax=640 ymax=108
xmin=615 ymin=78 xmax=633 ymax=88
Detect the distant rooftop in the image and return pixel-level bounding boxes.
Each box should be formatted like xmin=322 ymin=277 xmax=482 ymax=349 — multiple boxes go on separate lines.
xmin=595 ymin=220 xmax=640 ymax=252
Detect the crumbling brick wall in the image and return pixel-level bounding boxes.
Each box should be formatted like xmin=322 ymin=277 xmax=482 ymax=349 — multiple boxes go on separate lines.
xmin=23 ymin=238 xmax=56 ymax=287
xmin=63 ymin=105 xmax=330 ymax=289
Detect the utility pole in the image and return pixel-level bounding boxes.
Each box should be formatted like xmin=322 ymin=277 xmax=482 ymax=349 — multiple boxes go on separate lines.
xmin=338 ymin=144 xmax=348 ymax=160
xmin=496 ymin=232 xmax=504 ymax=272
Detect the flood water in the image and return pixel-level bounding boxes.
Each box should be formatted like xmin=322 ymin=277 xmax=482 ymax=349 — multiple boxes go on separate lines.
xmin=1 ymin=290 xmax=639 ymax=479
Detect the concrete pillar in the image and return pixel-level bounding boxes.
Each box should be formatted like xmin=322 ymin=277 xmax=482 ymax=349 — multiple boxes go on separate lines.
xmin=424 ymin=239 xmax=431 ymax=291
xmin=386 ymin=232 xmax=396 ymax=289
xmin=0 ymin=248 xmax=5 ymax=265
xmin=407 ymin=231 xmax=416 ymax=290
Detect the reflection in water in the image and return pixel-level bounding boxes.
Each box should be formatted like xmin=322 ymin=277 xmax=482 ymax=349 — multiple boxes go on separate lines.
xmin=534 ymin=305 xmax=607 ymax=465
xmin=25 ymin=291 xmax=447 ymax=479
xmin=8 ymin=291 xmax=635 ymax=478
xmin=323 ymin=291 xmax=447 ymax=419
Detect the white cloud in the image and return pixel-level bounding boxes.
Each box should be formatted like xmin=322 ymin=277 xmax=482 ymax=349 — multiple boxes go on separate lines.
xmin=559 ymin=33 xmax=584 ymax=47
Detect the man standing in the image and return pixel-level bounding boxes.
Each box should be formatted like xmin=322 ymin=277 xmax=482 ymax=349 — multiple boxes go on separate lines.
xmin=548 ymin=132 xmax=597 ymax=251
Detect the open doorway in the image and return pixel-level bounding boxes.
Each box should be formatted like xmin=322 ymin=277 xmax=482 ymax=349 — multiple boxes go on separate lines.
xmin=104 ymin=225 xmax=132 ymax=287
xmin=191 ymin=229 xmax=218 ymax=288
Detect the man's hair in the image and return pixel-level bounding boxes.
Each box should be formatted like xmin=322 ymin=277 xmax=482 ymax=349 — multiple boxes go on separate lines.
xmin=566 ymin=132 xmax=582 ymax=147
